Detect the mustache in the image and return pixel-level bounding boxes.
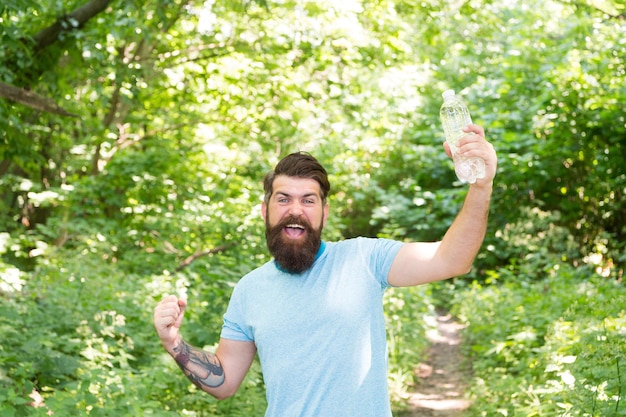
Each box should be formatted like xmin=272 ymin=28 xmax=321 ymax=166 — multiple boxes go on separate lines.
xmin=275 ymin=215 xmax=313 ymax=231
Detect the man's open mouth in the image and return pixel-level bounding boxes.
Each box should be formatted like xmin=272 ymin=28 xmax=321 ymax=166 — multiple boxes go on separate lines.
xmin=284 ymin=223 xmax=306 ymax=238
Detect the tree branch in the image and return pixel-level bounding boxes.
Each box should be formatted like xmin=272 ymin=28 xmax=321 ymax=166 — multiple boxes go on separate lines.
xmin=32 ymin=0 xmax=113 ymax=52
xmin=175 ymin=242 xmax=237 ymax=272
xmin=559 ymin=0 xmax=625 ymax=20
xmin=0 ymin=82 xmax=77 ymax=117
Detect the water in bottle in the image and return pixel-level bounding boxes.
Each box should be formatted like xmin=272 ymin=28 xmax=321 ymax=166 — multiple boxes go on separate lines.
xmin=439 ymin=89 xmax=485 ymax=184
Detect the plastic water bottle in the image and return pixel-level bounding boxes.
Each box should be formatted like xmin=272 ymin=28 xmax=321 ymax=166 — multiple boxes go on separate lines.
xmin=439 ymin=89 xmax=485 ymax=184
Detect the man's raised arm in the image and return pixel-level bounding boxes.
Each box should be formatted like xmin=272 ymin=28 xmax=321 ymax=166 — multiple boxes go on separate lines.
xmin=153 ymin=295 xmax=256 ymax=400
xmin=388 ymin=124 xmax=497 ymax=287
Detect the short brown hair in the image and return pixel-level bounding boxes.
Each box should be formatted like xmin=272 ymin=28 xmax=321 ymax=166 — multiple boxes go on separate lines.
xmin=263 ymin=152 xmax=330 ymax=204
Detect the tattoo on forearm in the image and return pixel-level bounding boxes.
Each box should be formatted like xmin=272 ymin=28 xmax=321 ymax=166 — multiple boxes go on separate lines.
xmin=173 ymin=341 xmax=225 ymax=389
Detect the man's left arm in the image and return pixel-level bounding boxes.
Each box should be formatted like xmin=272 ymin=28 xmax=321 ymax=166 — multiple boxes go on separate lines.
xmin=388 ymin=124 xmax=497 ymax=287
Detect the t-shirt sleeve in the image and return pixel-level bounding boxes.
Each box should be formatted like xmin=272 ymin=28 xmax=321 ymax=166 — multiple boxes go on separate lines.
xmin=220 ymin=284 xmax=254 ymax=342
xmin=360 ymin=237 xmax=403 ymax=288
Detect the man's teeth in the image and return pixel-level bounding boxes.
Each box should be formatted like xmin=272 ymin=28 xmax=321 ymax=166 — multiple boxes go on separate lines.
xmin=286 ymin=224 xmax=304 ymax=229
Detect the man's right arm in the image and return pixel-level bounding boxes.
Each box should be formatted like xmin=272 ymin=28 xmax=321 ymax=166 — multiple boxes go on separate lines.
xmin=153 ymin=295 xmax=257 ymax=400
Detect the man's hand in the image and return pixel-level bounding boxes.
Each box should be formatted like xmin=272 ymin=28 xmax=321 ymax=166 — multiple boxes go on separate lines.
xmin=443 ymin=123 xmax=497 ymax=186
xmin=153 ymin=295 xmax=187 ymax=353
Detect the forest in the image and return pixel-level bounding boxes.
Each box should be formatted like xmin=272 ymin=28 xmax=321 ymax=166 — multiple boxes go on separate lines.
xmin=1 ymin=0 xmax=624 ymax=416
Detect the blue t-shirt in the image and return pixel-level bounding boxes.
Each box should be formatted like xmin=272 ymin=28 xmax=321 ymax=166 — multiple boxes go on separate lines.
xmin=221 ymin=237 xmax=403 ymax=417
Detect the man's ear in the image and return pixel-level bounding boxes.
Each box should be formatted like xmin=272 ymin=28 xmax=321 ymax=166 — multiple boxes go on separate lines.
xmin=322 ymin=202 xmax=329 ymax=227
xmin=261 ymin=202 xmax=267 ymax=222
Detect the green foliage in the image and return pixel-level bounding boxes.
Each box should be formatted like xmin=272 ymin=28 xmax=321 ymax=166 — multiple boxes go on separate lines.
xmin=475 ymin=206 xmax=582 ymax=282
xmin=453 ymin=267 xmax=626 ymax=416
xmin=0 ymin=243 xmax=268 ymax=416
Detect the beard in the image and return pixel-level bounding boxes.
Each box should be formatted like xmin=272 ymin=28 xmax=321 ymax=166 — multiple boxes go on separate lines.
xmin=265 ymin=214 xmax=323 ymax=274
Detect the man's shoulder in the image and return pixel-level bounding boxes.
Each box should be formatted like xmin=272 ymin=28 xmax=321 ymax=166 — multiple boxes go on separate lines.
xmin=243 ymin=259 xmax=277 ymax=278
xmin=327 ymin=236 xmax=398 ymax=251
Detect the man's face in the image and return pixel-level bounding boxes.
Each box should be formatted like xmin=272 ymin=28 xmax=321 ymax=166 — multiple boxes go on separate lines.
xmin=262 ymin=175 xmax=329 ymax=274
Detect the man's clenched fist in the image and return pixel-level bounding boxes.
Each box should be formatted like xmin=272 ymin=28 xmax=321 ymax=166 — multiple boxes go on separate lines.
xmin=153 ymin=295 xmax=187 ymax=354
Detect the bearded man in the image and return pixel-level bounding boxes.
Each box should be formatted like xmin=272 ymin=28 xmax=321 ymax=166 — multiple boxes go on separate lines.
xmin=154 ymin=126 xmax=497 ymax=417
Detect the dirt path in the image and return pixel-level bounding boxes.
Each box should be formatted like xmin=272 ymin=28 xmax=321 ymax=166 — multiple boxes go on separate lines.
xmin=400 ymin=310 xmax=472 ymax=417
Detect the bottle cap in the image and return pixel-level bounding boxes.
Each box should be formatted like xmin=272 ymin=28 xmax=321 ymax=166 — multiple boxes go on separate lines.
xmin=442 ymin=89 xmax=455 ymax=100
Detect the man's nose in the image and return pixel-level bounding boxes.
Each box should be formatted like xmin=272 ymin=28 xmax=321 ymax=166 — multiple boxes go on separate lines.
xmin=289 ymin=202 xmax=304 ymax=216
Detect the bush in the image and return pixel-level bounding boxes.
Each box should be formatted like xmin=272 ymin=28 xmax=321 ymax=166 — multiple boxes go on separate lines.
xmin=453 ymin=264 xmax=625 ymax=416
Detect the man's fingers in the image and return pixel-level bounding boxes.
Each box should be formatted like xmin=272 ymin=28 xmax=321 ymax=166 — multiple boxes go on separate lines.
xmin=463 ymin=123 xmax=485 ymax=137
xmin=443 ymin=142 xmax=453 ymax=159
xmin=154 ymin=295 xmax=187 ymax=330
xmin=173 ymin=298 xmax=187 ymax=328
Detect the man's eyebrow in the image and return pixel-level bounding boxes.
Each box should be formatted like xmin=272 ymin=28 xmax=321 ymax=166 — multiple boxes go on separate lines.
xmin=274 ymin=191 xmax=319 ymax=199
